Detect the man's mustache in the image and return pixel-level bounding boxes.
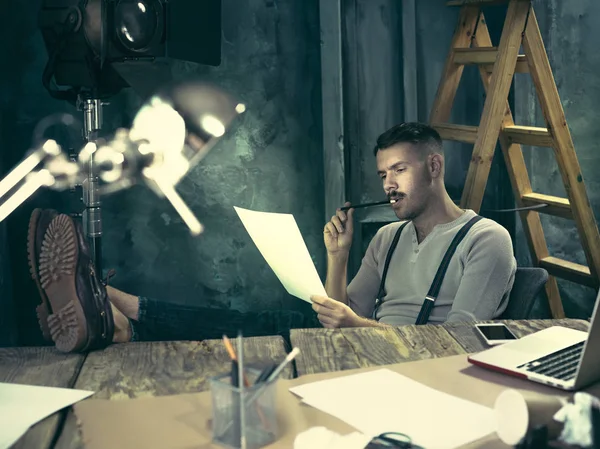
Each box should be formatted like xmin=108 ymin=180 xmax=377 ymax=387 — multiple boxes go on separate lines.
xmin=387 ymin=191 xmax=405 ymax=200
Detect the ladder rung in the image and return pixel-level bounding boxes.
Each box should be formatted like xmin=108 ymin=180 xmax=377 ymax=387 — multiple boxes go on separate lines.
xmin=503 ymin=125 xmax=554 ymax=147
xmin=539 ymin=257 xmax=597 ymax=287
xmin=521 ymin=193 xmax=572 ymax=219
xmin=447 ymin=0 xmax=507 ymax=5
xmin=432 ymin=123 xmax=478 ymax=144
xmin=434 ymin=123 xmax=554 ymax=148
xmin=453 ymin=48 xmax=529 ymax=73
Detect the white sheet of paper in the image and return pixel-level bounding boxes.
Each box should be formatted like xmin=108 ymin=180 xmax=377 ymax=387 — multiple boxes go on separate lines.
xmin=0 ymin=382 xmax=94 ymax=449
xmin=234 ymin=206 xmax=326 ymax=303
xmin=289 ymin=369 xmax=495 ymax=449
xmin=293 ymin=426 xmax=372 ymax=449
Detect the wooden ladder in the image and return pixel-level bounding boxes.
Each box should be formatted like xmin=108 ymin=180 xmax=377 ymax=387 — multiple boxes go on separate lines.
xmin=430 ymin=0 xmax=600 ymax=318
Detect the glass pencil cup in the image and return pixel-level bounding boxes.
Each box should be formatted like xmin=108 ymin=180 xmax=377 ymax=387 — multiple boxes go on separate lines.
xmin=210 ymin=369 xmax=279 ymax=449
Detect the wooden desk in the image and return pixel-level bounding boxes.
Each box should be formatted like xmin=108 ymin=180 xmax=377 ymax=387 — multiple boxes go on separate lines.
xmin=0 ymin=348 xmax=85 ymax=449
xmin=1 ymin=337 xmax=291 ymax=449
xmin=0 ymin=319 xmax=589 ymax=448
xmin=290 ymin=319 xmax=591 ymax=375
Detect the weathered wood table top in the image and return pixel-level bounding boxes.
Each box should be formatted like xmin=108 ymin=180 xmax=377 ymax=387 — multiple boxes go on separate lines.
xmin=0 ymin=318 xmax=589 ymax=449
xmin=290 ymin=319 xmax=591 ymax=375
xmin=1 ymin=336 xmax=292 ymax=449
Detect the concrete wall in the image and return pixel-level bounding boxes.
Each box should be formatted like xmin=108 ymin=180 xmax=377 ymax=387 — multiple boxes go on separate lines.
xmin=0 ymin=0 xmax=324 ymax=345
xmin=101 ymin=0 xmax=325 ymax=314
xmin=0 ymin=108 xmax=15 ymax=345
xmin=515 ymin=0 xmax=600 ymax=318
xmin=0 ymin=0 xmax=77 ymax=346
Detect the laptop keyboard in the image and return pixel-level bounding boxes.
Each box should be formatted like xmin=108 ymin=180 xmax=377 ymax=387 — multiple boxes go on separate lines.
xmin=517 ymin=341 xmax=585 ymax=381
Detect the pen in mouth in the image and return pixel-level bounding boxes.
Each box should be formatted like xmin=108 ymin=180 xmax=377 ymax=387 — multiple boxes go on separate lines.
xmin=340 ymin=199 xmax=396 ymax=211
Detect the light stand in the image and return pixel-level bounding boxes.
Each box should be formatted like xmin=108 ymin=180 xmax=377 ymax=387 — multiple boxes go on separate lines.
xmin=37 ymin=0 xmax=223 ymax=270
xmin=79 ymin=96 xmax=105 ymax=273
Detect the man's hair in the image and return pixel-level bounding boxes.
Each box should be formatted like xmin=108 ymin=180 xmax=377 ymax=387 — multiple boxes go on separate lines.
xmin=373 ymin=122 xmax=443 ymax=157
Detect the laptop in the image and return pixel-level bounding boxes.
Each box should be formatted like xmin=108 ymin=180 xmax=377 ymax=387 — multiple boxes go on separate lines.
xmin=467 ymin=292 xmax=600 ymax=391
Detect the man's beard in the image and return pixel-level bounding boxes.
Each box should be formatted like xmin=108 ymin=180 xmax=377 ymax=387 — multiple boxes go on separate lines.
xmin=393 ymin=190 xmax=430 ymax=221
xmin=394 ymin=201 xmax=418 ymax=221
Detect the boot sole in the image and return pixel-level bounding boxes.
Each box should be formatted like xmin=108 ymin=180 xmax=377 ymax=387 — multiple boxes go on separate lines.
xmin=27 ymin=208 xmax=52 ymax=341
xmin=39 ymin=215 xmax=88 ymax=352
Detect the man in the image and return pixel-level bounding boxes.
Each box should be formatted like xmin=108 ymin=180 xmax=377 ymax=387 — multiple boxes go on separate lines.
xmin=312 ymin=122 xmax=516 ymax=328
xmin=28 ymin=122 xmax=516 ymax=353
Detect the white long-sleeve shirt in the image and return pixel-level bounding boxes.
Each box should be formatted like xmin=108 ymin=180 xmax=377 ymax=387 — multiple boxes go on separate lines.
xmin=347 ymin=209 xmax=517 ymax=325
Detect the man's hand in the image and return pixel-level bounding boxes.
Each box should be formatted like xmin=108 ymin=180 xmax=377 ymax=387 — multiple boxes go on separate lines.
xmin=311 ymin=295 xmax=360 ymax=328
xmin=324 ymin=202 xmax=354 ymax=256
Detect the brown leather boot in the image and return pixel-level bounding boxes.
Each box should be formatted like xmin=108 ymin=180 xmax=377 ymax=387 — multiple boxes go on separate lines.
xmin=27 ymin=208 xmax=59 ymax=341
xmin=38 ymin=214 xmax=114 ymax=352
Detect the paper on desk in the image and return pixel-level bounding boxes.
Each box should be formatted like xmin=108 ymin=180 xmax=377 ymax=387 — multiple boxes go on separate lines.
xmin=294 ymin=426 xmax=372 ymax=449
xmin=0 ymin=382 xmax=93 ymax=449
xmin=234 ymin=206 xmax=326 ymax=303
xmin=289 ymin=368 xmax=495 ymax=449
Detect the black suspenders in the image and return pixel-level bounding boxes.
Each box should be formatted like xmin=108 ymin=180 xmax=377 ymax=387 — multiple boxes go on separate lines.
xmin=372 ymin=221 xmax=410 ymax=318
xmin=372 ymin=215 xmax=483 ymax=324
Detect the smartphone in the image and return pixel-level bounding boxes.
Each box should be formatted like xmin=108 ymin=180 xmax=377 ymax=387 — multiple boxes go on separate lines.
xmin=474 ymin=323 xmax=518 ymax=345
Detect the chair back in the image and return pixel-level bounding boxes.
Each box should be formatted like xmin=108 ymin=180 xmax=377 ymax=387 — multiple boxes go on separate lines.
xmin=500 ymin=267 xmax=548 ymax=319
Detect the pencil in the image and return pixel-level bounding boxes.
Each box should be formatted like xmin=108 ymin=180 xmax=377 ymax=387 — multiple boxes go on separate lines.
xmin=340 ymin=199 xmax=395 ymax=211
xmin=237 ymin=332 xmax=246 ymax=449
xmin=223 ymin=335 xmax=251 ymax=386
xmin=222 ymin=335 xmax=269 ymax=431
xmin=223 ymin=335 xmax=238 ymax=360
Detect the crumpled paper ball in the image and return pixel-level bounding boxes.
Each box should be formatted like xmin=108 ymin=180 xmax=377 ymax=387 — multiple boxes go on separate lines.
xmin=553 ymin=392 xmax=600 ymax=447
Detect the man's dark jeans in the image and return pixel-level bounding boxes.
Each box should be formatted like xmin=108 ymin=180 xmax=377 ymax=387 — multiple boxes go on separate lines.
xmin=129 ymin=296 xmax=322 ymax=344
